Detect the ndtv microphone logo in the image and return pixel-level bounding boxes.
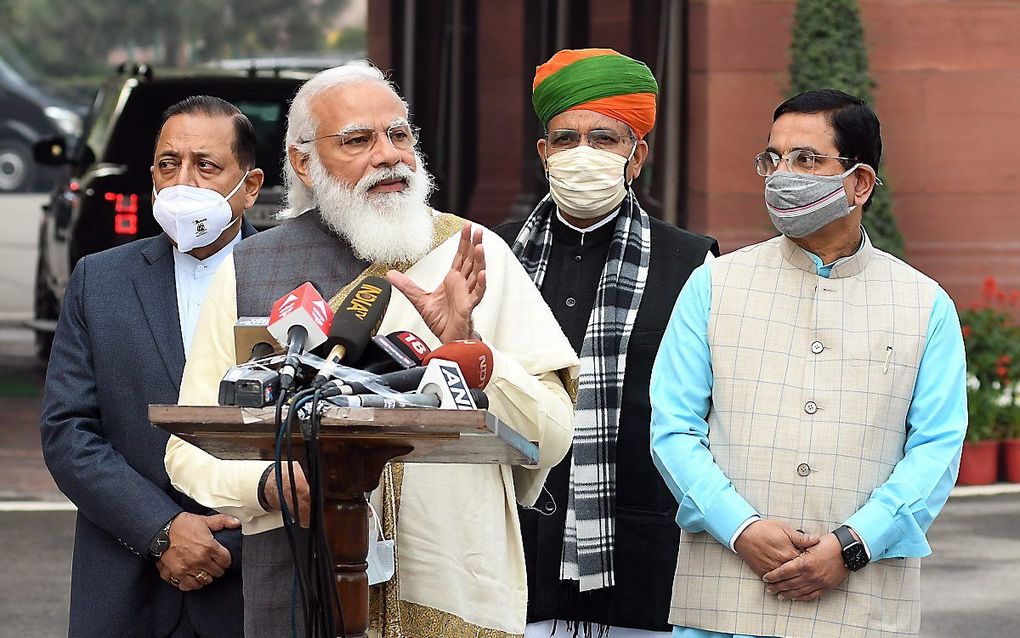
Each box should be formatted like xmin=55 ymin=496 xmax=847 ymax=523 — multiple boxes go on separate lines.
xmin=346 ymin=282 xmax=383 ymax=320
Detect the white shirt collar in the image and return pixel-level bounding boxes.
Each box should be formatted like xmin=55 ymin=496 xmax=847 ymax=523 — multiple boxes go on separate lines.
xmin=555 ymin=207 xmax=621 ymax=235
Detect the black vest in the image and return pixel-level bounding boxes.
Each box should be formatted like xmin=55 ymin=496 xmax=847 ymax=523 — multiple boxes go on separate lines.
xmin=494 ymin=211 xmax=718 ymax=631
xmin=233 ymin=210 xmax=369 ymax=316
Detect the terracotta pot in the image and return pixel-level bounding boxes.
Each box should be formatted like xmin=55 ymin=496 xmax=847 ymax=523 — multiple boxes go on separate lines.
xmin=958 ymin=440 xmax=1000 ymax=486
xmin=1002 ymin=438 xmax=1020 ymax=483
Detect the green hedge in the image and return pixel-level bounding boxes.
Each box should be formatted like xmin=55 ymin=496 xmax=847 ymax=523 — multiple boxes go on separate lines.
xmin=789 ymin=0 xmax=906 ymax=259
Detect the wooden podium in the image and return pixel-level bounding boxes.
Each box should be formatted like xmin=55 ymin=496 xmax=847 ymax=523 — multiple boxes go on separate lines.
xmin=151 ymin=404 xmax=538 ymax=638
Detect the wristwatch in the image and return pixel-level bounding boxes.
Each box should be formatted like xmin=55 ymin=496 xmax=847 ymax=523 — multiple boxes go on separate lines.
xmin=833 ymin=525 xmax=868 ymax=572
xmin=147 ymin=518 xmax=175 ymax=559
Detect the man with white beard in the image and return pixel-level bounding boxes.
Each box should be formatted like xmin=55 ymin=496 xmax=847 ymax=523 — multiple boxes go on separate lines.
xmin=163 ymin=63 xmax=579 ymax=638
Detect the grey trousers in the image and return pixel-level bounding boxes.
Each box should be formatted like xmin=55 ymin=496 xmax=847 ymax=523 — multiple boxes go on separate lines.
xmin=243 ymin=526 xmax=311 ymax=638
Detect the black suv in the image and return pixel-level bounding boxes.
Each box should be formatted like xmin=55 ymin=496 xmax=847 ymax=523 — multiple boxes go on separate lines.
xmin=32 ymin=65 xmax=309 ymax=357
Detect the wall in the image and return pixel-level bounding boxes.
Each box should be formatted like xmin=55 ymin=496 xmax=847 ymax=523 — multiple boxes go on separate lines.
xmin=687 ymin=0 xmax=1020 ymax=306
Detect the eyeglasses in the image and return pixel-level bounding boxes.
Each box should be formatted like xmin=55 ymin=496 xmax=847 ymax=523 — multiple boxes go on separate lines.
xmin=547 ymin=128 xmax=632 ymax=152
xmin=300 ymin=123 xmax=420 ymax=157
xmin=755 ymin=149 xmax=855 ymax=177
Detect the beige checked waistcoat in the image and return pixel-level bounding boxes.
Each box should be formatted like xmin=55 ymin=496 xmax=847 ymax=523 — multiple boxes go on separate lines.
xmin=668 ymin=233 xmax=938 ymax=638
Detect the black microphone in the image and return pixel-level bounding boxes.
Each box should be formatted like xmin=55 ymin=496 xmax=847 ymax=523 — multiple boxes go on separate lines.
xmin=249 ymin=341 xmax=276 ymax=360
xmin=312 ymin=277 xmax=392 ymax=387
xmin=327 ymin=388 xmax=488 ymax=410
xmin=323 ymin=366 xmax=427 ymax=397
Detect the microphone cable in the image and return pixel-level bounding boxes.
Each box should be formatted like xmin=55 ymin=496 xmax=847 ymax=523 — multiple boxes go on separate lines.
xmin=305 ymin=387 xmax=345 ymax=637
xmin=275 ymin=386 xmax=313 ymax=637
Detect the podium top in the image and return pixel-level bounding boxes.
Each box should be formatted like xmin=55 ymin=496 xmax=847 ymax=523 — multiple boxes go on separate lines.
xmin=150 ymin=405 xmax=539 ymax=466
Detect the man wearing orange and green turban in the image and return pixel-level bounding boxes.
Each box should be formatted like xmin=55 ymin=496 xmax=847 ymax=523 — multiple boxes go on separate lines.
xmin=495 ymin=49 xmax=719 ymax=638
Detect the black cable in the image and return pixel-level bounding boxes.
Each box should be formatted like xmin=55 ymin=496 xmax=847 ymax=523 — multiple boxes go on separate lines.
xmin=276 ymin=387 xmax=312 ymax=636
xmin=310 ymin=387 xmax=345 ymax=636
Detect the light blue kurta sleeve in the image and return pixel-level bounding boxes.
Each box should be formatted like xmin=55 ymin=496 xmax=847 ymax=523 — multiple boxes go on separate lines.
xmin=845 ymin=287 xmax=968 ymax=560
xmin=650 ymin=264 xmax=759 ymax=547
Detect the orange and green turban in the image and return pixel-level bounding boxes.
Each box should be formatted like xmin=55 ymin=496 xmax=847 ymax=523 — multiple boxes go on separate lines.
xmin=532 ymin=48 xmax=659 ymax=139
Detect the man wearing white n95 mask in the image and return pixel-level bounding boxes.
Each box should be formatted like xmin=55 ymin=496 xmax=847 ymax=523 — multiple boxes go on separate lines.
xmin=40 ymin=95 xmax=261 ymax=637
xmin=163 ymin=63 xmax=578 ymax=638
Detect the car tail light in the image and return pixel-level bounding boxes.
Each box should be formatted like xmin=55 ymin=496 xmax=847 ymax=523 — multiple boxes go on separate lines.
xmin=105 ymin=192 xmax=139 ymax=235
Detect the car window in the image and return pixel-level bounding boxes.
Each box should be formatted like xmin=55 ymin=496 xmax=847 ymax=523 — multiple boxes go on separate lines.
xmin=81 ymin=80 xmax=126 ymax=167
xmin=98 ymin=79 xmax=299 ymax=188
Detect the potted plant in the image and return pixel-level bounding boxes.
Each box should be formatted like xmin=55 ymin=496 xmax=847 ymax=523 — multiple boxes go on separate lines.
xmin=958 ymin=277 xmax=1020 ymax=486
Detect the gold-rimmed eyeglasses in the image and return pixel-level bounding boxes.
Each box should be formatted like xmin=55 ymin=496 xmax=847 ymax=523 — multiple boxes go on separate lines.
xmin=300 ymin=123 xmax=420 ymax=157
xmin=755 ymin=149 xmax=855 ymax=177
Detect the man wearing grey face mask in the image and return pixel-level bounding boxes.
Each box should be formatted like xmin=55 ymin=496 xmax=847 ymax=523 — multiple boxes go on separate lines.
xmin=649 ymin=89 xmax=967 ymax=638
xmin=495 ymin=48 xmax=719 ymax=638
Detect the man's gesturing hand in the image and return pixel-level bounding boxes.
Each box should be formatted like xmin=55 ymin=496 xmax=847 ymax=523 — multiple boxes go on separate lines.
xmin=263 ymin=462 xmax=310 ymax=528
xmin=733 ymin=519 xmax=819 ymax=579
xmin=387 ymin=224 xmax=486 ymax=344
xmin=763 ymin=532 xmax=850 ymax=602
xmin=158 ymin=513 xmax=240 ymax=591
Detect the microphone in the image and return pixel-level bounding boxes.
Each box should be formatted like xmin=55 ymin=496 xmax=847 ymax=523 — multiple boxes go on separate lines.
xmin=423 ymin=340 xmax=493 ymax=389
xmin=312 ymin=277 xmax=391 ymax=387
xmin=324 ymin=339 xmax=494 ymax=396
xmin=326 ymin=388 xmax=489 ymax=410
xmin=362 ymin=331 xmax=432 ymax=372
xmin=233 ymin=316 xmax=280 ymax=364
xmin=268 ymin=282 xmax=334 ymax=390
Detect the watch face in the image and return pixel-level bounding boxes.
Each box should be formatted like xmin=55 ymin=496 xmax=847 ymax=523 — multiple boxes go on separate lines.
xmin=149 ymin=532 xmax=170 ymax=558
xmin=844 ymin=543 xmax=869 ymax=571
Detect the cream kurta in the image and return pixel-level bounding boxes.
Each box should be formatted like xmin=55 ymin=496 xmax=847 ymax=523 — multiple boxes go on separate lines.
xmin=164 ymin=225 xmax=578 ymax=635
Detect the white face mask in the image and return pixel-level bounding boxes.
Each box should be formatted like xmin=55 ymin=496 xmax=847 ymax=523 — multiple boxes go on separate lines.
xmin=152 ymin=171 xmax=248 ymax=253
xmin=546 ymin=145 xmax=633 ymax=219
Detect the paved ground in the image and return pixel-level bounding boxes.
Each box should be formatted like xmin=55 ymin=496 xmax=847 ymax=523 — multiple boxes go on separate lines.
xmin=0 ymin=194 xmax=44 ymax=320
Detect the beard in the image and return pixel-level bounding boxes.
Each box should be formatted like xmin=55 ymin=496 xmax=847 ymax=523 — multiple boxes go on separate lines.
xmin=308 ymin=152 xmax=436 ymax=264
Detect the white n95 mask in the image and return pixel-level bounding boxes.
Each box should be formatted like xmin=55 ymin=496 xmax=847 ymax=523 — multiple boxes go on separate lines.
xmin=546 ymin=145 xmax=632 ymax=219
xmin=152 ymin=171 xmax=248 ymax=252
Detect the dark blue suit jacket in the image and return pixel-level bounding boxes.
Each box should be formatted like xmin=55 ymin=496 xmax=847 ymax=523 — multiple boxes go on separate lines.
xmin=41 ymin=225 xmax=254 ymax=637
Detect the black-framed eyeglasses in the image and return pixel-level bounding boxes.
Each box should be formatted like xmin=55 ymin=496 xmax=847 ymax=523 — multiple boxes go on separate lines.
xmin=300 ymin=123 xmax=420 ymax=157
xmin=546 ymin=128 xmax=632 ymax=151
xmin=755 ymin=149 xmax=855 ymax=177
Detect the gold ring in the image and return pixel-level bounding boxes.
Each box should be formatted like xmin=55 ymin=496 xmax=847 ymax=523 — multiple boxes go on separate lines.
xmin=169 ymin=575 xmax=181 ymax=587
xmin=195 ymin=570 xmax=211 ymax=584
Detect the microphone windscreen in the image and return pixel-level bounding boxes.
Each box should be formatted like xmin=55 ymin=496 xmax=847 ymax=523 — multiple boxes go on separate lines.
xmin=386 ymin=331 xmax=431 ymax=365
xmin=424 ymin=340 xmax=493 ymax=389
xmin=325 ymin=276 xmax=392 ymax=363
xmin=267 ymin=282 xmax=333 ymax=350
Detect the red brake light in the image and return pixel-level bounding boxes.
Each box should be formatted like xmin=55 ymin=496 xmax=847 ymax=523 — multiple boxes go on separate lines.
xmin=105 ymin=192 xmax=139 ymax=236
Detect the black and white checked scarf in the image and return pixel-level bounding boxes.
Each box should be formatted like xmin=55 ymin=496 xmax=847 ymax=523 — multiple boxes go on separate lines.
xmin=511 ymin=190 xmax=650 ymax=591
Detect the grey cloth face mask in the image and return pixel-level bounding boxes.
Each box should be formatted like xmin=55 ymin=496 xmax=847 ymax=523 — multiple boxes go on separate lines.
xmin=764 ymin=163 xmax=874 ymax=238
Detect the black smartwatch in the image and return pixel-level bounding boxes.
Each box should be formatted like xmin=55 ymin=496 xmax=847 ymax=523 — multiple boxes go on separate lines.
xmin=833 ymin=525 xmax=868 ymax=572
xmin=147 ymin=518 xmax=175 ymax=559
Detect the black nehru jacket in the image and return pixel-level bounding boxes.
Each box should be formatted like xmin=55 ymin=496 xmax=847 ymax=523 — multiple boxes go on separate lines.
xmin=495 ymin=210 xmax=718 ymax=631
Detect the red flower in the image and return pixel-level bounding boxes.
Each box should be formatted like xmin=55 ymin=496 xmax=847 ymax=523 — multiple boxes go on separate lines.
xmin=962 ymin=325 xmax=972 ymax=338
xmin=1012 ymin=291 xmax=1020 ymax=306
xmin=983 ymin=276 xmax=998 ymax=299
xmin=998 ymin=355 xmax=1012 ymax=365
xmin=997 ymin=365 xmax=1009 ymax=379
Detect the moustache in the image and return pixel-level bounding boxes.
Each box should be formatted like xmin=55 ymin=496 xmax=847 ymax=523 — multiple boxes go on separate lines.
xmin=359 ymin=164 xmax=416 ymax=193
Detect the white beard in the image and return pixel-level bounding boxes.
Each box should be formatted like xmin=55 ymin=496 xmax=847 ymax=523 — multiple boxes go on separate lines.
xmin=308 ymin=152 xmax=436 ymax=264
